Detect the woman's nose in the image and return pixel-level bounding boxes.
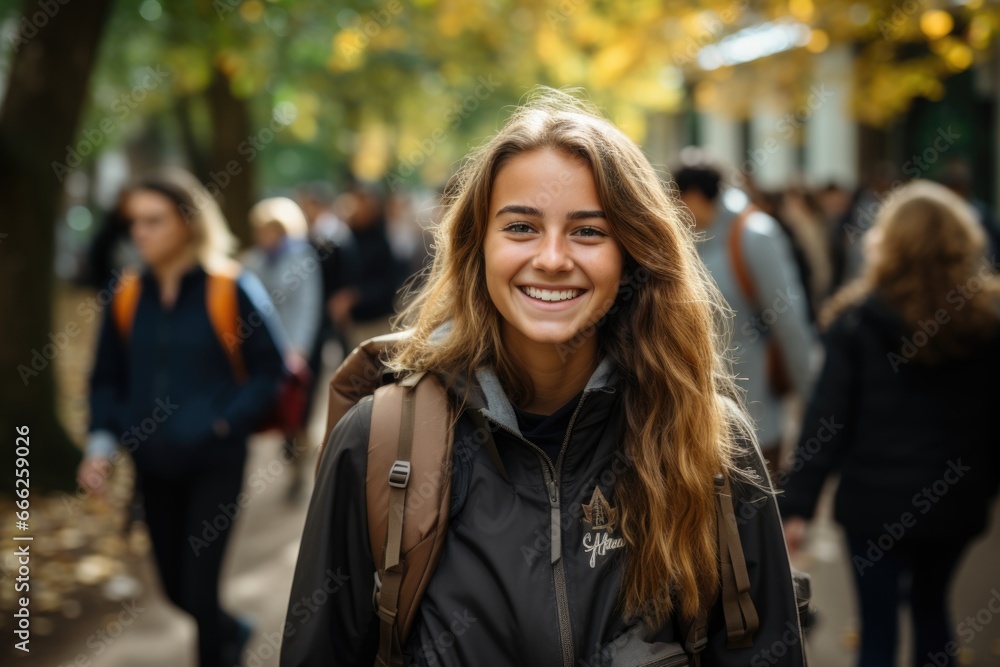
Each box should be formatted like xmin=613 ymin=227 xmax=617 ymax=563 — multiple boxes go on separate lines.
xmin=531 ymin=234 xmax=573 ymax=273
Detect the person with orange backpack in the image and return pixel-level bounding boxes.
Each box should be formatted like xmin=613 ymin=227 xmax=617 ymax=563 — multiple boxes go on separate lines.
xmin=279 ymin=90 xmax=807 ymax=667
xmin=77 ymin=167 xmax=285 ymax=667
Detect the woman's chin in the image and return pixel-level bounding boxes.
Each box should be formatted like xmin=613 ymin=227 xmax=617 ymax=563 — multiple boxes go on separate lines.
xmin=511 ymin=326 xmax=585 ymax=349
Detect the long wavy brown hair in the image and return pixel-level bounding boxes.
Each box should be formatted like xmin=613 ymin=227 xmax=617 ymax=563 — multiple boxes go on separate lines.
xmin=823 ymin=180 xmax=1000 ymax=361
xmin=384 ymin=88 xmax=755 ymax=626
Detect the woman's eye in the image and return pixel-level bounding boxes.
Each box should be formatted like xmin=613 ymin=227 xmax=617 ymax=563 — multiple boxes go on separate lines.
xmin=574 ymin=226 xmax=607 ymax=238
xmin=502 ymin=222 xmax=534 ymax=234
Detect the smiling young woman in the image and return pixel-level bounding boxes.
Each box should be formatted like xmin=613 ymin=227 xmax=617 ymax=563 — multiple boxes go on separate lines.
xmin=280 ymin=89 xmax=806 ymax=667
xmin=483 ymin=148 xmax=624 ymax=413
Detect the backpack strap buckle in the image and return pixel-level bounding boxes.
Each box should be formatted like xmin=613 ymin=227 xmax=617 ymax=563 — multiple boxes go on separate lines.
xmin=388 ymin=460 xmax=411 ymax=488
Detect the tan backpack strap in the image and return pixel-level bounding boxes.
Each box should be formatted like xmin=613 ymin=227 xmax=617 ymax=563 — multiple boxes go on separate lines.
xmin=366 ymin=371 xmax=454 ymax=666
xmin=374 ymin=375 xmax=418 ymax=667
xmin=715 ymin=473 xmax=759 ymax=648
xmin=727 ymin=207 xmax=759 ymax=309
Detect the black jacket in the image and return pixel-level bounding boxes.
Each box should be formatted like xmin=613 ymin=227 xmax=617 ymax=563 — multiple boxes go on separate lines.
xmin=281 ymin=356 xmax=806 ymax=666
xmin=88 ymin=265 xmax=284 ymax=476
xmin=349 ymin=222 xmax=406 ymax=322
xmin=779 ymin=294 xmax=1000 ymax=539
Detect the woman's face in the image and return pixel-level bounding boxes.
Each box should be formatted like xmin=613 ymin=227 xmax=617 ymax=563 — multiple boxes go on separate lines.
xmin=254 ymin=221 xmax=286 ymax=251
xmin=125 ymin=189 xmax=194 ymax=269
xmin=483 ymin=148 xmax=623 ymax=350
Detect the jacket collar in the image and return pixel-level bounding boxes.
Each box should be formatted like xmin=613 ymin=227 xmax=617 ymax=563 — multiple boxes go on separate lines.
xmin=429 ymin=321 xmax=621 ymax=436
xmin=473 ymin=356 xmax=618 ymax=434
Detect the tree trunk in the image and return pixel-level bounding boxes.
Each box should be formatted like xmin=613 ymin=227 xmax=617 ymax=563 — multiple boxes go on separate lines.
xmin=174 ymin=95 xmax=210 ymax=184
xmin=206 ymin=66 xmax=254 ymax=247
xmin=0 ymin=0 xmax=116 ymax=493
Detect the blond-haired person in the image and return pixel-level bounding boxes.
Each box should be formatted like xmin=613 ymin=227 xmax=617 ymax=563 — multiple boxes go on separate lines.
xmin=243 ymin=196 xmax=323 ymax=500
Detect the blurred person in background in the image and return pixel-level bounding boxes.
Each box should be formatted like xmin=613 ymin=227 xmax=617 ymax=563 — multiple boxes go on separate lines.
xmin=939 ymin=158 xmax=1000 ymax=259
xmin=777 ymin=185 xmax=836 ymax=313
xmin=332 ymin=181 xmax=407 ymax=348
xmin=296 ymin=181 xmax=361 ymax=437
xmin=77 ymin=167 xmax=285 ymax=667
xmin=298 ymin=181 xmax=360 ymax=340
xmin=675 ymin=154 xmax=818 ymax=472
xmin=816 ymin=182 xmax=852 ymax=230
xmin=242 ymin=196 xmax=323 ymax=502
xmin=832 ymin=162 xmax=898 ymax=290
xmin=84 ymin=189 xmax=141 ymax=290
xmin=780 ymin=180 xmax=1000 ymax=667
xmin=752 ymin=187 xmax=823 ymax=323
xmin=386 ymin=189 xmax=432 ymax=278
xmin=297 ymin=180 xmax=353 ymax=248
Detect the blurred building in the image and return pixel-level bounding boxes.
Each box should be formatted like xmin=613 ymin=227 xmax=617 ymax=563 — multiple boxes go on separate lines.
xmin=645 ymin=22 xmax=1000 ymax=205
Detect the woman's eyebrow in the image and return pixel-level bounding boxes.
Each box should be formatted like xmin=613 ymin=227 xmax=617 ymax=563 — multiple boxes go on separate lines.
xmin=567 ymin=209 xmax=606 ymax=220
xmin=495 ymin=204 xmax=606 ymax=220
xmin=496 ymin=204 xmax=542 ymax=217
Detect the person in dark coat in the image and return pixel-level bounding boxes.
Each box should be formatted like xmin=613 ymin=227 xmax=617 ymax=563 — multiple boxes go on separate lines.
xmin=780 ymin=180 xmax=1000 ymax=667
xmin=84 ymin=190 xmax=138 ymax=290
xmin=280 ymin=90 xmax=806 ymax=667
xmin=78 ymin=167 xmax=285 ymax=667
xmin=330 ymin=182 xmax=407 ymax=348
xmin=939 ymin=158 xmax=1000 ymax=260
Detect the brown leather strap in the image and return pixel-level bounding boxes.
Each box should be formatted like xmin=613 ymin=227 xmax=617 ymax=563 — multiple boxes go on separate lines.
xmin=727 ymin=207 xmax=793 ymax=397
xmin=727 ymin=206 xmax=758 ymax=308
xmin=375 ymin=380 xmax=417 ymax=667
xmin=716 ymin=473 xmax=759 ymax=648
xmin=685 ymin=472 xmax=759 ymax=659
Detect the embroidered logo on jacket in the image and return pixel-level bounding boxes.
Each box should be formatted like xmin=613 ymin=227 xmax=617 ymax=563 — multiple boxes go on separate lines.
xmin=581 ymin=486 xmax=624 ymax=567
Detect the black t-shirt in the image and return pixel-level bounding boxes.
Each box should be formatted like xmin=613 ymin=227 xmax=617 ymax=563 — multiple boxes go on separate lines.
xmin=512 ymin=390 xmax=584 ymax=464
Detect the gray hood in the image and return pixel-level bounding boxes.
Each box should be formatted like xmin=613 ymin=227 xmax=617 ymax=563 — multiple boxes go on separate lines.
xmin=427 ymin=320 xmax=621 ymax=434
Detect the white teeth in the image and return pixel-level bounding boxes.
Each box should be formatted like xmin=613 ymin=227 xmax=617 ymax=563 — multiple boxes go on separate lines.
xmin=521 ymin=286 xmax=582 ymax=302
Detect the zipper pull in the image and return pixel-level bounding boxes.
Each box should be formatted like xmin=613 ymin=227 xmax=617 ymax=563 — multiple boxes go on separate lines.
xmin=547 ymin=479 xmax=561 ymax=565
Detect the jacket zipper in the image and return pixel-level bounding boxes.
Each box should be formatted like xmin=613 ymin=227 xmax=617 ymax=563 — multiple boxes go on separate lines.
xmin=484 ymin=390 xmax=592 ymax=667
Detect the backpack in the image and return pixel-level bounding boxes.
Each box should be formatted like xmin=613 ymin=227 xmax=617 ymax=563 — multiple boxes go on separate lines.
xmin=728 ymin=206 xmax=794 ymax=398
xmin=319 ymin=333 xmax=765 ymax=667
xmin=111 ymin=264 xmax=310 ymax=436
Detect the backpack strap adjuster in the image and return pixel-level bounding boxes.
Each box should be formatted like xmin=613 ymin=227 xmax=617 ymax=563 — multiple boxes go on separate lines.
xmin=388 ymin=460 xmax=411 ymax=488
